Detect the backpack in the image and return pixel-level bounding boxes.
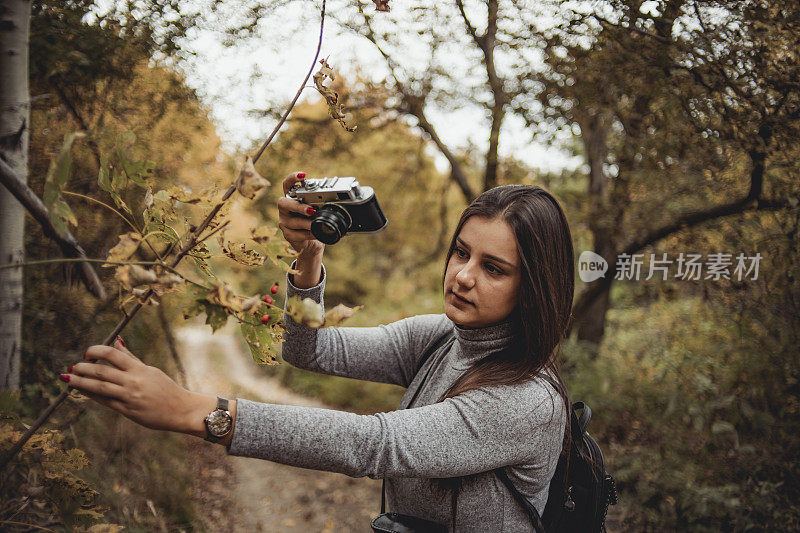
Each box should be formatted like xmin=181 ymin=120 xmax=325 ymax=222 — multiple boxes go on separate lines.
xmin=495 ymin=375 xmax=619 ymax=533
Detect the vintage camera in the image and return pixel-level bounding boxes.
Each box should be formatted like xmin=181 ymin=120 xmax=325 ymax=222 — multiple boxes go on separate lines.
xmin=287 ymin=177 xmax=387 ymax=245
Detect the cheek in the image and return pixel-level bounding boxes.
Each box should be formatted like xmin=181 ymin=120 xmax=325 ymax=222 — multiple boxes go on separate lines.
xmin=444 ymin=258 xmax=456 ymax=285
xmin=492 ymin=279 xmax=520 ymax=310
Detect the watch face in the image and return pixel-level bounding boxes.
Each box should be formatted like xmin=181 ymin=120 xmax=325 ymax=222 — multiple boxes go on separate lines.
xmin=206 ymin=409 xmax=232 ymax=437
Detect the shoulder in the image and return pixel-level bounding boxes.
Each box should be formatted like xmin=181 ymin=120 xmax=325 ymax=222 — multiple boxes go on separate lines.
xmin=462 ymin=376 xmax=567 ymax=429
xmin=406 ymin=313 xmax=454 ymax=339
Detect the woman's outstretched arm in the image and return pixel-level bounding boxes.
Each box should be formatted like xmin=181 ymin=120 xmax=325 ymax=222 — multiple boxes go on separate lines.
xmin=280 ymin=262 xmax=452 ymax=388
xmin=64 ymin=341 xmax=564 ymax=481
xmin=63 ymin=338 xmax=237 ymax=447
xmin=228 ymin=381 xmax=565 ymax=481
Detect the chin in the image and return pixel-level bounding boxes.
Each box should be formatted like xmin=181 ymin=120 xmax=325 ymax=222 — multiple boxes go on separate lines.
xmin=445 ymin=305 xmax=480 ymax=328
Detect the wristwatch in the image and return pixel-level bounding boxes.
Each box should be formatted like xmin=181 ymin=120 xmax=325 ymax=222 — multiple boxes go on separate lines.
xmin=204 ymin=397 xmax=233 ymax=443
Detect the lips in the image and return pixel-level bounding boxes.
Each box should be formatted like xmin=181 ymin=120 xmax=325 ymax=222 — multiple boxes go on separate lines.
xmin=449 ymin=289 xmax=474 ymax=306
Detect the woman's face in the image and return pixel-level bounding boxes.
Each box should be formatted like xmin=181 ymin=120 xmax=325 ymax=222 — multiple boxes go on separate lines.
xmin=444 ymin=216 xmax=522 ymax=328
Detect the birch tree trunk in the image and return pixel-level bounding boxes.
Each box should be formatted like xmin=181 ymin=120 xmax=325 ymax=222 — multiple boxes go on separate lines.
xmin=0 ymin=0 xmax=31 ymax=390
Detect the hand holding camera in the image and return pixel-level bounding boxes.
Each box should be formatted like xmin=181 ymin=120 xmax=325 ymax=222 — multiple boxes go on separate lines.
xmin=278 ymin=172 xmax=325 ymax=255
xmin=277 ymin=172 xmax=387 ymax=288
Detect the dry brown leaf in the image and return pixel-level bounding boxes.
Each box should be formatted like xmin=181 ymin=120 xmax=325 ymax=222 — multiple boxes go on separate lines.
xmin=240 ymin=295 xmax=262 ymax=314
xmin=313 ymin=59 xmax=357 ymax=132
xmin=324 ymin=303 xmax=363 ymax=326
xmin=234 ymin=156 xmax=270 ymax=199
xmin=114 ymin=264 xmax=158 ymax=291
xmin=372 ymin=0 xmax=390 ymax=11
xmin=207 ymin=282 xmax=240 ymax=311
xmin=286 ymin=296 xmax=325 ymax=328
xmin=250 ymin=225 xmax=279 ymax=244
xmin=151 ymin=272 xmax=184 ymax=296
xmin=105 ymin=233 xmax=142 ymax=266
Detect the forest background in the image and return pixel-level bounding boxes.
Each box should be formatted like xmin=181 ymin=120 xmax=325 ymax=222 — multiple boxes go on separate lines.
xmin=1 ymin=0 xmax=798 ymax=531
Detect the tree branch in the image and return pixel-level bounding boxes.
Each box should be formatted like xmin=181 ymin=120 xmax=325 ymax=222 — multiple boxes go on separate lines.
xmin=353 ymin=3 xmax=476 ymax=201
xmin=0 ymin=158 xmax=106 ymax=299
xmin=569 ymin=195 xmax=795 ymax=333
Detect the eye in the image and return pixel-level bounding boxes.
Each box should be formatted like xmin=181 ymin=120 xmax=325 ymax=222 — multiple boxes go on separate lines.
xmin=454 ymin=247 xmax=468 ymax=259
xmin=485 ymin=263 xmax=503 ymax=275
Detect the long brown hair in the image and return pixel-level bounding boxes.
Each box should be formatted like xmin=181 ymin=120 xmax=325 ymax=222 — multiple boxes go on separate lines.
xmin=440 ymin=185 xmax=574 ymax=404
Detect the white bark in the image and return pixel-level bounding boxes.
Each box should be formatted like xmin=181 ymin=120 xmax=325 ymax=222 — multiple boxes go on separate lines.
xmin=0 ymin=0 xmax=31 ymax=390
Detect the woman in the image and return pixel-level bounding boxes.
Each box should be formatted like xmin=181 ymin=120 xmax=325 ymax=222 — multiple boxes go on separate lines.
xmin=63 ymin=175 xmax=575 ymax=531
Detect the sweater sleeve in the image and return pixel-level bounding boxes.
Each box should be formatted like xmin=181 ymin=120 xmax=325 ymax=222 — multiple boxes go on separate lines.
xmin=281 ymin=263 xmax=453 ymax=387
xmin=227 ymin=379 xmax=566 ymax=480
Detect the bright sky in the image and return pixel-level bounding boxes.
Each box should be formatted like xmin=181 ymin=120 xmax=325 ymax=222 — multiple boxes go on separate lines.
xmin=176 ymin=2 xmax=583 ymax=174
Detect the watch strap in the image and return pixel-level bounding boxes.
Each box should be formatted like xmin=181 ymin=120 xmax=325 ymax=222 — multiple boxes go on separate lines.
xmin=217 ymin=397 xmax=228 ymax=411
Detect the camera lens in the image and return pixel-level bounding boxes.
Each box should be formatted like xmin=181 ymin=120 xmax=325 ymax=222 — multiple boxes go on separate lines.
xmin=311 ymin=204 xmax=352 ymax=245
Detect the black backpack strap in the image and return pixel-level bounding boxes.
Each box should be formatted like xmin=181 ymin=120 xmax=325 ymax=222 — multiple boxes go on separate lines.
xmin=494 ymin=467 xmax=546 ymax=533
xmin=381 ymin=330 xmax=456 ymax=513
xmin=572 ymin=401 xmax=591 ymax=434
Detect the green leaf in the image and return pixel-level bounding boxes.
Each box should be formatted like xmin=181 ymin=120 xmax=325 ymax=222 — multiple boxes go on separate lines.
xmin=240 ymin=319 xmax=281 ymax=364
xmin=204 ymin=304 xmax=229 ymax=331
xmin=116 ymin=131 xmax=153 ymax=188
xmin=183 ymin=285 xmax=230 ymax=332
xmin=97 ymin=154 xmax=111 ymax=192
xmin=44 ymin=132 xmax=84 ymax=236
xmin=46 ymin=132 xmax=84 ymax=189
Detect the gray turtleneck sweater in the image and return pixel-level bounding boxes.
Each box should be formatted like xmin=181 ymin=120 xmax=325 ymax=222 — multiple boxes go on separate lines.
xmin=227 ymin=266 xmax=566 ymax=532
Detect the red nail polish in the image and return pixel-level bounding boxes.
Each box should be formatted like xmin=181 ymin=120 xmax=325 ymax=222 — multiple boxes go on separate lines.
xmin=68 ymin=365 xmax=74 ymax=373
xmin=306 ymin=206 xmax=317 ymax=216
xmin=59 ymin=374 xmax=71 ymax=383
xmin=297 ymin=172 xmax=306 ymax=179
xmin=117 ymin=335 xmax=125 ymax=347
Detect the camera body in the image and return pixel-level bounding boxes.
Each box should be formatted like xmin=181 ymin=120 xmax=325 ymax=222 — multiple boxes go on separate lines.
xmin=287 ymin=177 xmax=387 ymax=244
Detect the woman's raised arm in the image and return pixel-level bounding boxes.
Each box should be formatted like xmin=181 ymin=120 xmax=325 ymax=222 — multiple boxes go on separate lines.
xmin=280 ymin=264 xmax=452 ymax=388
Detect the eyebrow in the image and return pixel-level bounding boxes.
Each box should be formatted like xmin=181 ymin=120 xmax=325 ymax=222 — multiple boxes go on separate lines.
xmin=456 ymin=237 xmax=518 ymax=268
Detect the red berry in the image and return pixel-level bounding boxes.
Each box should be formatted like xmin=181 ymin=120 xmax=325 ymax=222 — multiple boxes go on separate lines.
xmin=260 ymin=315 xmax=270 ymax=324
xmin=270 ymin=283 xmax=279 ymax=294
xmin=263 ymin=295 xmax=274 ymax=305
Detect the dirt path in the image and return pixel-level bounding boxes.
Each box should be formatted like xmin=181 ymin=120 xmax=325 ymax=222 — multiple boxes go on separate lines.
xmin=176 ymin=324 xmax=381 ymax=533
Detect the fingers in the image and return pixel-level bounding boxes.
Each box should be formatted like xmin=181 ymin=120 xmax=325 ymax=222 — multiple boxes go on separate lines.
xmin=277 ymin=196 xmax=316 ymax=220
xmin=113 ymin=335 xmax=140 ymax=361
xmin=280 ymin=227 xmax=315 ymax=243
xmin=70 ymin=361 xmax=128 ymax=386
xmin=83 ymin=345 xmax=140 ymax=371
xmin=65 ymin=372 xmax=127 ymax=401
xmin=282 ymin=171 xmax=307 ymax=195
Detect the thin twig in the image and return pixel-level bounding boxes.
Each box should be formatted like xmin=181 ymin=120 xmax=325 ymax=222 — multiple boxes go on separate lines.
xmin=0 ymin=257 xmax=211 ymax=291
xmin=0 ymin=520 xmax=58 ymax=533
xmin=62 ymin=190 xmax=166 ymax=261
xmin=62 ymin=190 xmax=140 ymax=235
xmin=195 ymin=220 xmax=231 ymax=246
xmin=0 ymin=0 xmax=329 ymax=473
xmin=0 ymin=257 xmax=172 ymax=272
xmin=252 ymin=0 xmax=327 ymax=164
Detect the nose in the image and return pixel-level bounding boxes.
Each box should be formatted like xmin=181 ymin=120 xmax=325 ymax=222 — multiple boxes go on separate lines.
xmin=454 ymin=260 xmax=477 ymax=289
